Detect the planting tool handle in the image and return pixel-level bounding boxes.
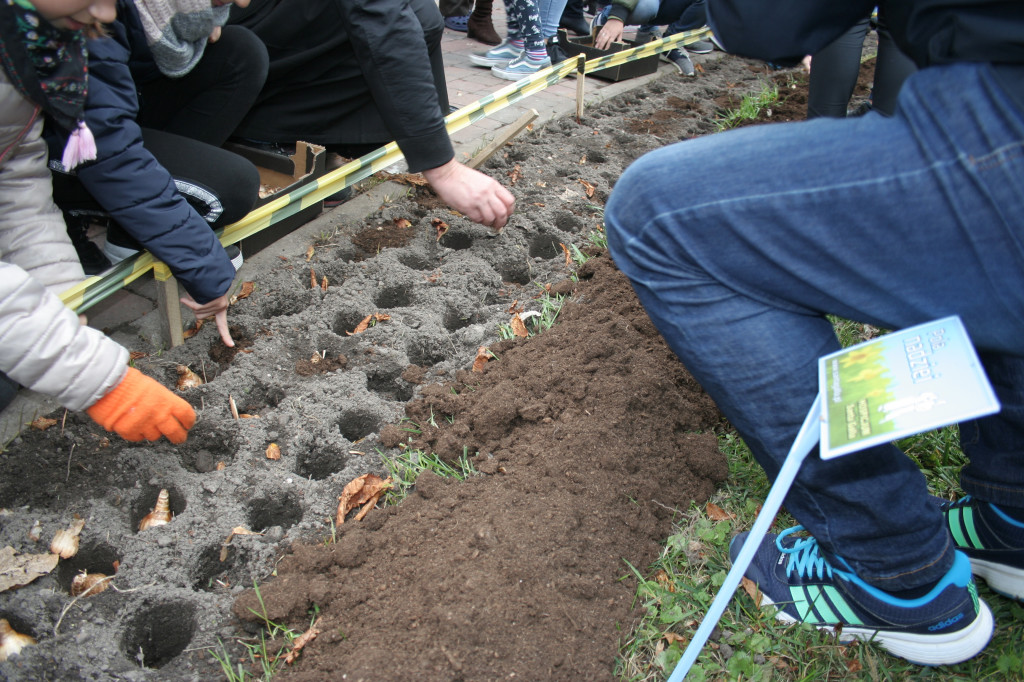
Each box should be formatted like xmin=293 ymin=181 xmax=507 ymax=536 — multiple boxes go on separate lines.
xmin=668 ymin=394 xmax=822 ymax=681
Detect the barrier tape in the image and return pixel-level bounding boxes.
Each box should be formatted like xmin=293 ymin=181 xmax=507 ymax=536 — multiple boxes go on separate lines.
xmin=60 ymin=27 xmax=709 ymax=312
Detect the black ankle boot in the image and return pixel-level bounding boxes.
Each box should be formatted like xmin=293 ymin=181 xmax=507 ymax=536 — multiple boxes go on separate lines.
xmin=64 ymin=212 xmax=112 ymax=276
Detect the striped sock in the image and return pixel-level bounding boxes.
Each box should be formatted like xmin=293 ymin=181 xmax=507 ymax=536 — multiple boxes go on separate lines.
xmin=525 ymin=49 xmax=548 ymax=61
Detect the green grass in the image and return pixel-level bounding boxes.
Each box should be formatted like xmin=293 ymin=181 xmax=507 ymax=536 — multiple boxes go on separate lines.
xmin=498 ymin=286 xmax=567 ymax=340
xmin=715 ymin=82 xmax=781 ymax=131
xmin=380 ymin=444 xmax=477 ymax=504
xmin=616 ymin=320 xmax=1024 ymax=681
xmin=211 ymin=584 xmax=322 ymax=681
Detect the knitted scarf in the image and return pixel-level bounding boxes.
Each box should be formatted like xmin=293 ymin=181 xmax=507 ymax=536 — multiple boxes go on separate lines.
xmin=133 ymin=0 xmax=230 ymax=77
xmin=0 ymin=0 xmax=94 ymax=167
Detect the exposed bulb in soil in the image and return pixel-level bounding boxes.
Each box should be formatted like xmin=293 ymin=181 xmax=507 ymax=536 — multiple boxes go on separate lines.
xmin=176 ymin=364 xmax=203 ymax=390
xmin=49 ymin=516 xmax=85 ymax=558
xmin=70 ymin=571 xmax=111 ymax=597
xmin=0 ymin=620 xmax=35 ymax=661
xmin=138 ymin=489 xmax=172 ymax=531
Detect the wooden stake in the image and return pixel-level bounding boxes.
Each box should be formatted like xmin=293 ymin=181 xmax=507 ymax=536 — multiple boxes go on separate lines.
xmin=467 ymin=109 xmax=540 ymax=170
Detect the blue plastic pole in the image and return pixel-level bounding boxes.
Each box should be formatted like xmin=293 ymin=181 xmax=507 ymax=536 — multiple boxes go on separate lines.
xmin=667 ymin=394 xmax=822 ymax=681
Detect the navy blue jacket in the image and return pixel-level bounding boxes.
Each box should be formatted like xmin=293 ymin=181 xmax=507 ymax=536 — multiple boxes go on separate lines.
xmin=708 ymin=0 xmax=1024 ymax=67
xmin=51 ymin=3 xmax=234 ymax=304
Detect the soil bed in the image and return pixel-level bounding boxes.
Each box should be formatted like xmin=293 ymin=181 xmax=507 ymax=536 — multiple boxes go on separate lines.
xmin=0 ymin=50 xmax=852 ymax=681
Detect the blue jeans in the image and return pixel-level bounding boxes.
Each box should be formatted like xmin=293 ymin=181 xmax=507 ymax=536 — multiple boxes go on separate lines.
xmin=606 ymin=62 xmax=1024 ymax=592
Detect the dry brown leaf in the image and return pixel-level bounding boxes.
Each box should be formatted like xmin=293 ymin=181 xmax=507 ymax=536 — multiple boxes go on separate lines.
xmin=176 ymin=365 xmax=203 ymax=391
xmin=336 ymin=473 xmax=392 ymax=525
xmin=49 ymin=516 xmax=85 ymax=558
xmin=386 ymin=172 xmax=428 ymax=187
xmin=228 ymin=395 xmax=239 ymax=420
xmin=695 ymin=61 xmax=705 ymax=74
xmin=305 ymin=245 xmax=315 ymax=262
xmin=29 ymin=417 xmax=57 ymax=431
xmin=579 ymin=154 xmax=587 ymax=165
xmin=425 ymin=270 xmax=442 ymax=283
xmin=220 ymin=526 xmax=263 ymax=562
xmin=559 ymin=242 xmax=572 ymax=267
xmin=0 ymin=546 xmax=59 ymax=593
xmin=432 ymin=217 xmax=449 ymax=241
xmin=579 ymin=179 xmax=596 ymax=197
xmin=393 ymin=217 xmax=412 ymax=229
xmin=229 ymin=281 xmax=255 ymax=305
xmin=239 ymin=413 xmax=258 ymax=419
xmin=265 ymin=443 xmax=281 ymax=460
xmin=321 ymin=276 xmax=328 ymax=292
xmin=310 ymin=268 xmax=319 ymax=289
xmin=846 ymin=658 xmax=863 ymax=674
xmin=662 ymin=632 xmax=687 ymax=646
xmin=535 ymin=181 xmax=547 ymax=188
xmin=27 ymin=521 xmax=41 ymax=543
xmin=355 ymin=489 xmax=385 ymax=522
xmin=471 ymin=346 xmax=492 ymax=373
xmin=346 ymin=313 xmax=390 ymax=336
xmin=283 ymin=619 xmax=320 ymax=665
xmin=506 ymin=299 xmax=523 ymax=315
xmin=349 ymin=314 xmax=372 ymax=335
xmin=705 ymin=502 xmax=735 ymax=521
xmin=653 ymin=569 xmax=677 ymax=592
xmin=531 ymin=202 xmax=545 ymax=207
xmin=740 ymin=576 xmax=762 ymax=606
xmin=510 ymin=315 xmax=529 ymax=338
xmin=128 ymin=351 xmax=148 ymax=361
xmin=215 ymin=461 xmax=226 ymax=471
xmin=507 ymin=164 xmax=522 ymax=186
xmin=182 ymin=318 xmax=204 ymax=339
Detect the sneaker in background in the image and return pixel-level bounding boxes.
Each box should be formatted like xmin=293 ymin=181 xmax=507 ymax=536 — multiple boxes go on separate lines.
xmin=104 ymin=224 xmax=243 ymax=273
xmin=224 ymin=244 xmax=243 ymax=272
xmin=940 ymin=495 xmax=1024 ymax=600
xmin=590 ymin=4 xmax=610 ymax=34
xmin=633 ymin=27 xmax=661 ymax=44
xmin=684 ymin=38 xmax=714 ymax=54
xmin=102 ymin=223 xmax=143 ymax=266
xmin=731 ymin=526 xmax=994 ymax=666
xmin=469 ymin=40 xmax=522 ymax=68
xmin=491 ymin=53 xmax=552 ymax=81
xmin=665 ymin=49 xmax=695 ymax=76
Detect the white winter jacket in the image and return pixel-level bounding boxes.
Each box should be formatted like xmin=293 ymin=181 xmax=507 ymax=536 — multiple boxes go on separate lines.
xmin=0 ymin=69 xmax=128 ymax=411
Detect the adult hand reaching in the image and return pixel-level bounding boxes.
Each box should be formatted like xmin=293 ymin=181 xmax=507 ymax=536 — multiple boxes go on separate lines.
xmin=422 ymin=159 xmax=516 ymax=230
xmin=595 ymin=18 xmax=625 ymax=50
xmin=180 ymin=293 xmax=234 ymax=347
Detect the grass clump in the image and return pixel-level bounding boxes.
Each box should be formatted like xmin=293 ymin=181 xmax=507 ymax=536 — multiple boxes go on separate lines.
xmin=212 ymin=584 xmax=322 ymax=681
xmin=715 ymin=82 xmax=780 ymax=131
xmin=380 ymin=444 xmax=477 ymax=504
xmin=498 ymin=286 xmax=567 ymax=340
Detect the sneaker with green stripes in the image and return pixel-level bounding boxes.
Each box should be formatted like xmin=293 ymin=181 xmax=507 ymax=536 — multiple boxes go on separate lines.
xmin=939 ymin=495 xmax=1024 ymax=600
xmin=730 ymin=526 xmax=994 ymax=666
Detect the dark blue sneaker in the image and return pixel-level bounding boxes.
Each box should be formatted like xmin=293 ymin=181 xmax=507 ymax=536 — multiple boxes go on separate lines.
xmin=939 ymin=495 xmax=1024 ymax=600
xmin=730 ymin=526 xmax=993 ymax=666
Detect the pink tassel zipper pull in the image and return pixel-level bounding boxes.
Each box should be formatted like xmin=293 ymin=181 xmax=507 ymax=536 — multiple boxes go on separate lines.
xmin=62 ymin=121 xmax=97 ymax=169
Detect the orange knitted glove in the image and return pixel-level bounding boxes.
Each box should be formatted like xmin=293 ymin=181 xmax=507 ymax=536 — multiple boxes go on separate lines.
xmin=86 ymin=367 xmax=195 ymax=444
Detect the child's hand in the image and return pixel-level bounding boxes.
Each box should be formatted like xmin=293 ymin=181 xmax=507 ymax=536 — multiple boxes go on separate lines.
xmin=180 ymin=293 xmax=234 ymax=347
xmin=86 ymin=368 xmax=196 ymax=444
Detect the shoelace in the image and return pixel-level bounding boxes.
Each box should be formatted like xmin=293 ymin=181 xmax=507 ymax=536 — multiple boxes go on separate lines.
xmin=776 ymin=526 xmax=835 ymax=581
